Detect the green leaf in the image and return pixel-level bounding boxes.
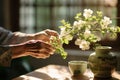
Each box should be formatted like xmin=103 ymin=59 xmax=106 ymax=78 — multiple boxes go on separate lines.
xmin=64 ymin=39 xmax=69 ymax=44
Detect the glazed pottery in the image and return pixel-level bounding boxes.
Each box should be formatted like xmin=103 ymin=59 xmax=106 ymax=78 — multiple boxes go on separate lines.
xmin=68 ymin=60 xmax=87 ymax=76
xmin=88 ymin=46 xmax=117 ymax=78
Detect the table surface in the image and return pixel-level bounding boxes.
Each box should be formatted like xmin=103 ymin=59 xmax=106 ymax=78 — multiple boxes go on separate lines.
xmin=12 ymin=64 xmax=120 ymax=80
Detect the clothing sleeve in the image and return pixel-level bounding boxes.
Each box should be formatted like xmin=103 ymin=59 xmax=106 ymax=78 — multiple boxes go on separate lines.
xmin=0 ymin=46 xmax=12 ymax=67
xmin=0 ymin=27 xmax=13 ymax=45
xmin=0 ymin=27 xmax=13 ymax=67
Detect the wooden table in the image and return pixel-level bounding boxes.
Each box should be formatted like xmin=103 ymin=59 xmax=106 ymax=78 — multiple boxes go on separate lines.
xmin=12 ymin=65 xmax=120 ymax=80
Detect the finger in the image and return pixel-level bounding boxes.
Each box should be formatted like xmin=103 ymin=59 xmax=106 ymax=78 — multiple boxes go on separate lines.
xmin=30 ymin=52 xmax=50 ymax=59
xmin=39 ymin=48 xmax=54 ymax=55
xmin=44 ymin=29 xmax=59 ymax=37
xmin=25 ymin=40 xmax=54 ymax=51
xmin=27 ymin=47 xmax=54 ymax=55
xmin=40 ymin=43 xmax=55 ymax=54
xmin=26 ymin=50 xmax=40 ymax=53
xmin=25 ymin=40 xmax=55 ymax=54
xmin=27 ymin=46 xmax=54 ymax=58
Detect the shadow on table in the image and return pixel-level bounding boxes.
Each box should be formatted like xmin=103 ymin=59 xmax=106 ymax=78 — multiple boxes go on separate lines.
xmin=12 ymin=71 xmax=54 ymax=80
xmin=71 ymin=75 xmax=119 ymax=80
xmin=93 ymin=77 xmax=119 ymax=80
xmin=71 ymin=75 xmax=91 ymax=80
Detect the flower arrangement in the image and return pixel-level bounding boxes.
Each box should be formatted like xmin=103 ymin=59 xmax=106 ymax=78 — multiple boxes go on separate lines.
xmin=50 ymin=9 xmax=120 ymax=59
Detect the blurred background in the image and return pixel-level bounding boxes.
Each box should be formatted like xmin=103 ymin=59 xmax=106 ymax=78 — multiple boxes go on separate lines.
xmin=0 ymin=0 xmax=120 ymax=79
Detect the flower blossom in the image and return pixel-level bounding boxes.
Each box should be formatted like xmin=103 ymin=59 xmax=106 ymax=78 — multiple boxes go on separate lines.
xmin=75 ymin=39 xmax=90 ymax=50
xmin=101 ymin=16 xmax=112 ymax=28
xmin=60 ymin=27 xmax=73 ymax=41
xmin=75 ymin=39 xmax=82 ymax=45
xmin=73 ymin=20 xmax=86 ymax=30
xmin=79 ymin=40 xmax=90 ymax=50
xmin=60 ymin=27 xmax=66 ymax=37
xmin=83 ymin=9 xmax=93 ymax=19
xmin=84 ymin=29 xmax=91 ymax=38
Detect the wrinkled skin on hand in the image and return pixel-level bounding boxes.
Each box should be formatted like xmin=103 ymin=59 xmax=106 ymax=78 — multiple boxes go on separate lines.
xmin=33 ymin=29 xmax=59 ymax=43
xmin=7 ymin=29 xmax=59 ymax=59
xmin=8 ymin=29 xmax=59 ymax=44
xmin=11 ymin=40 xmax=55 ymax=59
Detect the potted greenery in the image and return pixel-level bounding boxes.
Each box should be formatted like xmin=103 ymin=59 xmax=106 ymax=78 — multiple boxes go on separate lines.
xmin=50 ymin=9 xmax=120 ymax=78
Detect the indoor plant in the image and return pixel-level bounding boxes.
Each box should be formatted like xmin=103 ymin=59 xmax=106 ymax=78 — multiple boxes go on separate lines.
xmin=50 ymin=9 xmax=120 ymax=78
xmin=50 ymin=9 xmax=120 ymax=58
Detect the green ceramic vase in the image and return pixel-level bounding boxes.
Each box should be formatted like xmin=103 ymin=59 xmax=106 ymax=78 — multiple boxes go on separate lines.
xmin=88 ymin=46 xmax=117 ymax=78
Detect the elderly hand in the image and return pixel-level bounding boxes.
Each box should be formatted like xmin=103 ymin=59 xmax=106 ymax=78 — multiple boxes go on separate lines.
xmin=8 ymin=29 xmax=59 ymax=44
xmin=11 ymin=40 xmax=55 ymax=59
xmin=7 ymin=29 xmax=59 ymax=59
xmin=33 ymin=29 xmax=59 ymax=42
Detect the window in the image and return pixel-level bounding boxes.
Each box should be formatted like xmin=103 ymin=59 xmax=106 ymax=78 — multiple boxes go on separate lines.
xmin=19 ymin=0 xmax=117 ymax=33
xmin=4 ymin=0 xmax=120 ymax=49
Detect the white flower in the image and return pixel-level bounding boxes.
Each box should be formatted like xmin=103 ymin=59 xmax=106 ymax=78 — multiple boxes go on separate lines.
xmin=60 ymin=27 xmax=73 ymax=41
xmin=73 ymin=20 xmax=86 ymax=30
xmin=73 ymin=21 xmax=79 ymax=28
xmin=60 ymin=27 xmax=66 ymax=37
xmin=101 ymin=16 xmax=112 ymax=28
xmin=75 ymin=39 xmax=90 ymax=50
xmin=83 ymin=9 xmax=93 ymax=19
xmin=79 ymin=40 xmax=90 ymax=50
xmin=75 ymin=39 xmax=82 ymax=45
xmin=84 ymin=29 xmax=91 ymax=38
xmin=73 ymin=21 xmax=78 ymax=26
xmin=78 ymin=20 xmax=86 ymax=24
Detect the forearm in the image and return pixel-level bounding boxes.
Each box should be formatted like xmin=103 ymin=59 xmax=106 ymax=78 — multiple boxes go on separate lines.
xmin=1 ymin=31 xmax=34 ymax=45
xmin=7 ymin=32 xmax=34 ymax=44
